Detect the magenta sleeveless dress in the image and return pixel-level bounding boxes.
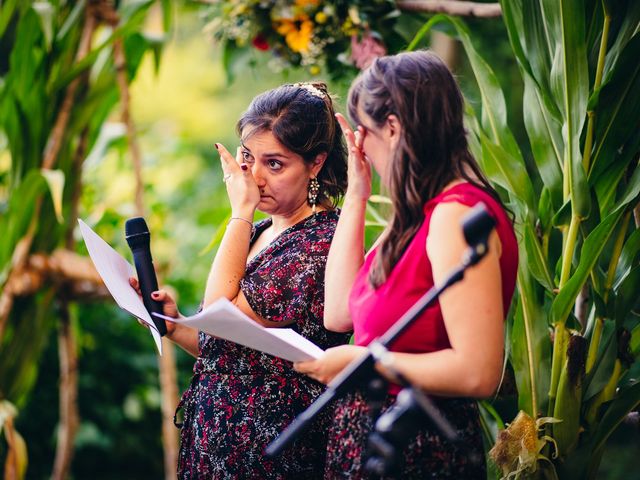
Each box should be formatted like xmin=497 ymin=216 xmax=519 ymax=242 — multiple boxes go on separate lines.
xmin=325 ymin=183 xmax=518 ymax=479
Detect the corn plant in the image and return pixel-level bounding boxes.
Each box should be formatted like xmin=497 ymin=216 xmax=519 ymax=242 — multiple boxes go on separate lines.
xmin=0 ymin=1 xmax=171 ymax=476
xmin=410 ymin=1 xmax=639 ymax=478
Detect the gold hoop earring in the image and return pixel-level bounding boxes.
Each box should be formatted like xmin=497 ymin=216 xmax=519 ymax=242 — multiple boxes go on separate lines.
xmin=308 ymin=177 xmax=320 ymax=214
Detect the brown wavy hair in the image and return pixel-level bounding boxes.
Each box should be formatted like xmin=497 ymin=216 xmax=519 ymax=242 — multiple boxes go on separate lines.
xmin=237 ymin=82 xmax=347 ymax=209
xmin=347 ymin=51 xmax=503 ymax=288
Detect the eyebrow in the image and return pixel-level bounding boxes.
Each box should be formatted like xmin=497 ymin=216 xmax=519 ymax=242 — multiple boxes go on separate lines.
xmin=241 ymin=144 xmax=290 ymax=160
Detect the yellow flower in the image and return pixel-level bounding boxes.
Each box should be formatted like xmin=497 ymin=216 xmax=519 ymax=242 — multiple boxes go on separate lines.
xmin=341 ymin=19 xmax=358 ymax=36
xmin=309 ymin=65 xmax=321 ymax=75
xmin=315 ymin=11 xmax=328 ymax=24
xmin=275 ymin=14 xmax=314 ymax=54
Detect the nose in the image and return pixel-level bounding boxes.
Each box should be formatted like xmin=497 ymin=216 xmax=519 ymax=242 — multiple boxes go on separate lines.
xmin=251 ymin=164 xmax=267 ymax=190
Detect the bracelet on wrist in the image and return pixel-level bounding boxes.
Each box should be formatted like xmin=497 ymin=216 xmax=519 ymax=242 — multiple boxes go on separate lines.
xmin=227 ymin=216 xmax=253 ymax=228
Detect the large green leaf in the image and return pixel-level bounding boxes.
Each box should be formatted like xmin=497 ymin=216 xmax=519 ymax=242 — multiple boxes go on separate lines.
xmin=545 ymin=0 xmax=590 ymax=218
xmin=504 ymin=1 xmax=566 ymax=203
xmin=0 ymin=291 xmax=56 ymax=406
xmin=522 ymin=222 xmax=554 ymax=291
xmin=589 ymin=35 xmax=640 ymax=213
xmin=41 ymin=168 xmax=65 ymax=223
xmin=631 ymin=324 xmax=640 ymax=357
xmin=601 ymin=0 xmax=640 ymax=79
xmin=614 ymin=228 xmax=640 ymax=286
xmin=408 ymin=15 xmax=524 ymax=159
xmin=522 ymin=74 xmax=563 ymax=205
xmin=55 ymin=0 xmax=85 ymax=43
xmin=592 ymin=131 xmax=640 ymax=218
xmin=521 ymin=1 xmax=556 ymax=107
xmin=475 ymin=129 xmax=536 ymax=215
xmin=510 ymin=264 xmax=551 ymax=416
xmin=551 ymin=208 xmax=623 ymax=324
xmin=613 ymin=266 xmax=640 ymax=327
xmin=0 ymin=0 xmax=20 ymax=40
xmin=160 ymin=0 xmax=173 ymax=33
xmin=32 ymin=1 xmax=54 ymax=51
xmin=498 ymin=0 xmax=529 ymax=72
xmin=552 ymin=166 xmax=640 ymax=323
xmin=0 ymin=171 xmax=47 ymax=281
xmin=590 ymin=380 xmax=640 ymax=458
xmin=583 ymin=319 xmax=617 ymax=401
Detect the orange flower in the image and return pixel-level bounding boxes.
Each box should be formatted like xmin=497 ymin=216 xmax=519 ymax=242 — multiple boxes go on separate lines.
xmin=275 ymin=14 xmax=314 ymax=54
xmin=295 ymin=0 xmax=320 ymax=7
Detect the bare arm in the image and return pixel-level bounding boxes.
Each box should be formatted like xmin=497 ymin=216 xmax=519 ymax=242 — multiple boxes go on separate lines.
xmin=297 ymin=202 xmax=506 ymax=398
xmin=202 ymin=219 xmax=253 ymax=307
xmin=203 ymin=143 xmax=259 ymax=308
xmin=202 ymin=143 xmax=297 ymax=328
xmin=324 ymin=114 xmax=372 ymax=332
xmin=382 ymin=202 xmax=505 ymax=397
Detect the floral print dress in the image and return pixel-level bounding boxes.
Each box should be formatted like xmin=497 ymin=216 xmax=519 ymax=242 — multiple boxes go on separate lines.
xmin=176 ymin=210 xmax=350 ymax=480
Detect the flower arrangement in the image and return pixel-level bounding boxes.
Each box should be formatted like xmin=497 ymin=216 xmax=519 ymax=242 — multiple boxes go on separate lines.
xmin=203 ymin=0 xmax=403 ymax=79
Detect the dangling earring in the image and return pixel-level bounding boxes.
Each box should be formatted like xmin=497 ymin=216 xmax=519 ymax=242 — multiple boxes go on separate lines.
xmin=308 ymin=177 xmax=320 ymax=214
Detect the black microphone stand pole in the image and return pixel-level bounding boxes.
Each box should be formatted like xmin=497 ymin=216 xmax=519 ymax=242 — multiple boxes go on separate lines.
xmin=266 ymin=223 xmax=491 ymax=458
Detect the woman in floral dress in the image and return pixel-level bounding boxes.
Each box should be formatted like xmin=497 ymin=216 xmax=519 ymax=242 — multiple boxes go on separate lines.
xmin=133 ymin=83 xmax=350 ymax=479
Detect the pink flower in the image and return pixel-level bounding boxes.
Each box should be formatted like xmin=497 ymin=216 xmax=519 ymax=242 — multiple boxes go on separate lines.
xmin=350 ymin=32 xmax=387 ymax=70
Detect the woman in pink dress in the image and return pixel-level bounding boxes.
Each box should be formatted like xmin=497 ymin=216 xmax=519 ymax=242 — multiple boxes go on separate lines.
xmin=294 ymin=51 xmax=519 ymax=479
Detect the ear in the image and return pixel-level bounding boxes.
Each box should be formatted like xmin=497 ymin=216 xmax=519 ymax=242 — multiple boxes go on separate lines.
xmin=310 ymin=152 xmax=328 ymax=177
xmin=385 ymin=114 xmax=403 ymax=149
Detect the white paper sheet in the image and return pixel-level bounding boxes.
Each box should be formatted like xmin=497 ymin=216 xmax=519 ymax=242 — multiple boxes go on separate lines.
xmin=78 ymin=219 xmax=163 ymax=355
xmin=154 ymin=298 xmax=324 ymax=362
xmin=78 ymin=219 xmax=325 ymax=362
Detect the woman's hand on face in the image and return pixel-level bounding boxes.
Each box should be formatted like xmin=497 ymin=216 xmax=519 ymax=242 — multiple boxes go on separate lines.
xmin=293 ymin=344 xmax=367 ymax=385
xmin=335 ymin=113 xmax=371 ymax=201
xmin=128 ymin=277 xmax=179 ymax=338
xmin=216 ymin=143 xmax=260 ymax=220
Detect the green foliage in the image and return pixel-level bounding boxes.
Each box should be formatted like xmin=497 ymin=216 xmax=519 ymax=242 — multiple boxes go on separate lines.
xmin=0 ymin=0 xmax=169 ymax=404
xmin=14 ymin=303 xmax=194 ymax=480
xmin=0 ymin=0 xmax=172 ymax=476
xmin=408 ymin=2 xmax=640 ymax=478
xmin=202 ymin=0 xmax=405 ymax=81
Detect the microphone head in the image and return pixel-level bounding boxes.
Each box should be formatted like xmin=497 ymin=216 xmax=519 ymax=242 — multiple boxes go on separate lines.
xmin=125 ymin=217 xmax=150 ymax=249
xmin=462 ymin=203 xmax=495 ymax=248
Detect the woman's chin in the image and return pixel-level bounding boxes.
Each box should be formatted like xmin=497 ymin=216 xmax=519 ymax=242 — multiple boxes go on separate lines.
xmin=257 ymin=199 xmax=275 ymax=214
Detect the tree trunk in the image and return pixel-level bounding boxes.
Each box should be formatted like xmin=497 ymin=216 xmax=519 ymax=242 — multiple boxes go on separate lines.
xmin=396 ymin=0 xmax=501 ymax=17
xmin=51 ymin=302 xmax=79 ymax=480
xmin=159 ymin=339 xmax=180 ymax=479
xmin=430 ymin=30 xmax=459 ymax=70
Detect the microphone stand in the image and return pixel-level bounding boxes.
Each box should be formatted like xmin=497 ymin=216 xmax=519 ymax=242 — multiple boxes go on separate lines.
xmin=265 ymin=237 xmax=490 ymax=458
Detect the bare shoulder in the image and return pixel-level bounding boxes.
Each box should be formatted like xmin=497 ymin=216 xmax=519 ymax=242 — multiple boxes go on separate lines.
xmin=426 ymin=202 xmax=472 ymax=261
xmin=428 ymin=201 xmax=502 ymax=260
xmin=429 ymin=201 xmax=474 ymax=231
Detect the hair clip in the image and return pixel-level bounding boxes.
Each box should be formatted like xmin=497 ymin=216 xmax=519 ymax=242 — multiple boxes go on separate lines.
xmin=293 ymin=82 xmax=325 ymax=99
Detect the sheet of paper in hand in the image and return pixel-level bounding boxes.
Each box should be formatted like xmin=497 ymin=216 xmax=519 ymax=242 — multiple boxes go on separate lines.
xmin=78 ymin=219 xmax=163 ymax=355
xmin=154 ymin=298 xmax=324 ymax=362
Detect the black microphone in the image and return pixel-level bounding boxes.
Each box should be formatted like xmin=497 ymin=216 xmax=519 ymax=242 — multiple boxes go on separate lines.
xmin=461 ymin=202 xmax=495 ymax=265
xmin=125 ymin=217 xmax=167 ymax=336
